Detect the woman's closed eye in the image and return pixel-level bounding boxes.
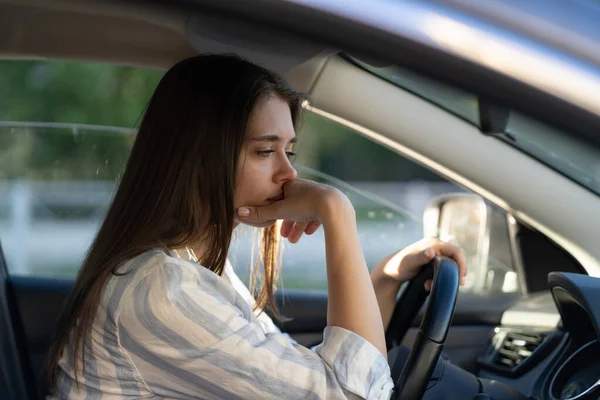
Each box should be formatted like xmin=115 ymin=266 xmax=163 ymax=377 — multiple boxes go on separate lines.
xmin=257 ymin=150 xmax=296 ymax=160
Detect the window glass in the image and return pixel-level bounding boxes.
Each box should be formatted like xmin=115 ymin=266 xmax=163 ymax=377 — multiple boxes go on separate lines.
xmin=230 ymin=112 xmax=519 ymax=294
xmin=230 ymin=111 xmax=462 ymax=290
xmin=0 ymin=59 xmax=520 ymax=295
xmin=503 ymin=112 xmax=600 ymax=194
xmin=352 ymin=56 xmax=600 ymax=195
xmin=352 ymin=58 xmax=479 ymax=125
xmin=0 ymin=124 xmax=133 ymax=276
xmin=0 ymin=60 xmax=161 ymax=277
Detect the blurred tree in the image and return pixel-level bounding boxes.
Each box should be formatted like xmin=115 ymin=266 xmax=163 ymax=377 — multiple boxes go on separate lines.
xmin=0 ymin=60 xmax=162 ymax=180
xmin=0 ymin=59 xmax=444 ymax=182
xmin=297 ymin=112 xmax=444 ymax=182
xmin=0 ymin=60 xmax=162 ymax=126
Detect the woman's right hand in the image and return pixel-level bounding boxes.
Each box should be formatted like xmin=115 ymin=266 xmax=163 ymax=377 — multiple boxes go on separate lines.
xmin=237 ymin=179 xmax=354 ymax=233
xmin=241 ymin=178 xmax=388 ymax=357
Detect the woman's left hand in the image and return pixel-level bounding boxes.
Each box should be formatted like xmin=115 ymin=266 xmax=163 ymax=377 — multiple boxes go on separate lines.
xmin=372 ymin=237 xmax=468 ymax=291
xmin=371 ymin=237 xmax=467 ymax=330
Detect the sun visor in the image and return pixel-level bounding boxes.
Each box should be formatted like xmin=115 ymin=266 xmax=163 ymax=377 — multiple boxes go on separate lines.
xmin=186 ymin=13 xmax=332 ymax=73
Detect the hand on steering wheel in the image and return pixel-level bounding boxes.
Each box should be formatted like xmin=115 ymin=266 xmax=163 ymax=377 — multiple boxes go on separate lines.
xmin=374 ymin=237 xmax=467 ymax=291
xmin=386 ymin=257 xmax=461 ymax=400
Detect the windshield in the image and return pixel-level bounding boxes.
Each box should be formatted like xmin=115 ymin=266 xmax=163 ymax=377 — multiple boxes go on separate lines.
xmin=351 ymin=57 xmax=600 ymax=196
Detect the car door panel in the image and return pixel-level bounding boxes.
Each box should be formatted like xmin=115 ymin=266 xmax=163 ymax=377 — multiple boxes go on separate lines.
xmin=275 ymin=290 xmax=519 ymax=369
xmin=272 ymin=290 xmax=328 ymax=347
xmin=8 ymin=277 xmax=72 ymax=392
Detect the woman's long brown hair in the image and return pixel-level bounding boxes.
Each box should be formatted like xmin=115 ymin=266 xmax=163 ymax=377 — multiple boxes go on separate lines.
xmin=44 ymin=54 xmax=303 ymax=391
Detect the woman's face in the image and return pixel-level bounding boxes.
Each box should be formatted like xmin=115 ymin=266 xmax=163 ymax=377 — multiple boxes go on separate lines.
xmin=234 ymin=94 xmax=298 ymax=228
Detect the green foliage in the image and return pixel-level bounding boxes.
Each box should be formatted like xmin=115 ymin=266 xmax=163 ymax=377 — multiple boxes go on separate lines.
xmin=296 ymin=112 xmax=443 ymax=182
xmin=0 ymin=60 xmax=163 ymax=125
xmin=0 ymin=59 xmax=442 ymax=182
xmin=0 ymin=60 xmax=163 ymax=180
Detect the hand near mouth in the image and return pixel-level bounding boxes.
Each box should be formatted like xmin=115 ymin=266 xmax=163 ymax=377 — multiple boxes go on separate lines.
xmin=237 ymin=179 xmax=351 ymax=242
xmin=266 ymin=190 xmax=321 ymax=243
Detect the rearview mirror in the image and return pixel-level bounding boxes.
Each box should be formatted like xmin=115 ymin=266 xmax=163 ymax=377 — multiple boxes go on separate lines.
xmin=423 ymin=194 xmax=520 ymax=294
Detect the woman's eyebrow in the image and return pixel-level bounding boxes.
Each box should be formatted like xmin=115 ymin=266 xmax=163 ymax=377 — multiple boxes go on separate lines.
xmin=251 ymin=134 xmax=297 ymax=143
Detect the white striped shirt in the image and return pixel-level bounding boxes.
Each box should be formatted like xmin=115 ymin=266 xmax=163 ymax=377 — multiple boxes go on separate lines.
xmin=50 ymin=249 xmax=394 ymax=399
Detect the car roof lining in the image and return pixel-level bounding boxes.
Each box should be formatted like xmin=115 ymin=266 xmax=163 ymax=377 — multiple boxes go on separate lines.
xmin=0 ymin=0 xmax=332 ymax=84
xmin=0 ymin=1 xmax=194 ymax=68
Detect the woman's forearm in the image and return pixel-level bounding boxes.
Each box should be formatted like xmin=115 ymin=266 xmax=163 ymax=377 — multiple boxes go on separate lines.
xmin=371 ymin=264 xmax=403 ymax=331
xmin=321 ymin=196 xmax=387 ymax=357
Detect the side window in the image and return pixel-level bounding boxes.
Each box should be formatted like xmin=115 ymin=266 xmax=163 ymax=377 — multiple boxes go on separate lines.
xmin=230 ymin=112 xmax=522 ymax=295
xmin=231 ymin=110 xmax=457 ymax=290
xmin=0 ymin=60 xmax=162 ymax=277
xmin=0 ymin=59 xmax=521 ymax=296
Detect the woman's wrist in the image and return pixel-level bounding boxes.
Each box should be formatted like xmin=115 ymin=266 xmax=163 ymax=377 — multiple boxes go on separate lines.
xmin=318 ymin=189 xmax=355 ymax=227
xmin=371 ymin=262 xmax=403 ymax=294
xmin=370 ymin=261 xmax=404 ymax=330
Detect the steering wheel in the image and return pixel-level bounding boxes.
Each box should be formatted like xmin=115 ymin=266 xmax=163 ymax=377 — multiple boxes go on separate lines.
xmin=385 ymin=257 xmax=460 ymax=400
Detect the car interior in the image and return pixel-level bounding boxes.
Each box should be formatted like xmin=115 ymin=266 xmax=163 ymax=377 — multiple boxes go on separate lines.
xmin=1 ymin=1 xmax=600 ymax=399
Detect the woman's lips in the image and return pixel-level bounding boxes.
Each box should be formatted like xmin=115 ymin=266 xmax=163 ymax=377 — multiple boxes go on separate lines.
xmin=266 ymin=193 xmax=284 ymax=202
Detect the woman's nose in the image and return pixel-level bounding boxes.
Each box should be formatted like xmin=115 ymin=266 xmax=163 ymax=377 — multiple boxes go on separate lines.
xmin=275 ymin=156 xmax=297 ymax=183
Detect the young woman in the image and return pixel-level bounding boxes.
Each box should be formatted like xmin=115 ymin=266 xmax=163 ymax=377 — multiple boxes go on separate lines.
xmin=44 ymin=54 xmax=466 ymax=399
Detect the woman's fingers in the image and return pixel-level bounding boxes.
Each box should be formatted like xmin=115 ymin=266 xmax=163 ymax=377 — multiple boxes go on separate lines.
xmin=237 ymin=204 xmax=280 ymax=224
xmin=304 ymin=221 xmax=321 ymax=235
xmin=238 ymin=179 xmax=343 ymax=225
xmin=430 ymin=240 xmax=468 ymax=286
xmin=288 ymin=221 xmax=310 ymax=243
xmin=280 ymin=220 xmax=294 ymax=238
xmin=395 ymin=237 xmax=468 ymax=287
xmin=402 ymin=246 xmax=436 ymax=269
xmin=279 ymin=221 xmax=321 ymax=243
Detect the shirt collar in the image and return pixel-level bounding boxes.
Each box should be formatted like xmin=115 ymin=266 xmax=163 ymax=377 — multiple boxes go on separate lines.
xmin=170 ymin=247 xmax=199 ymax=262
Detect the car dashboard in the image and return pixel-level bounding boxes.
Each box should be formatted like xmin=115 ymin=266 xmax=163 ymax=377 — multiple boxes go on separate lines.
xmin=475 ymin=272 xmax=600 ymax=400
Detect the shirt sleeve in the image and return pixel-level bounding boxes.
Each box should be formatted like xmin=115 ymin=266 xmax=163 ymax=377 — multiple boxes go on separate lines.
xmin=221 ymin=259 xmax=299 ymax=344
xmin=117 ymin=259 xmax=394 ymax=400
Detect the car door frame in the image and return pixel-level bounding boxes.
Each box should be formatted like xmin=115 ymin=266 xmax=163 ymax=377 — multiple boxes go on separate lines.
xmin=0 ymin=242 xmax=36 ymax=400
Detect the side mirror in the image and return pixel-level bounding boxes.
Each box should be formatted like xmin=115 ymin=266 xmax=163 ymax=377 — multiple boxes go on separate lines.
xmin=423 ymin=193 xmax=520 ymax=294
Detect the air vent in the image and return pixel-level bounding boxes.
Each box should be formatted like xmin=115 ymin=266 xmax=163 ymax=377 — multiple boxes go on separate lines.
xmin=492 ymin=331 xmax=547 ymax=369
